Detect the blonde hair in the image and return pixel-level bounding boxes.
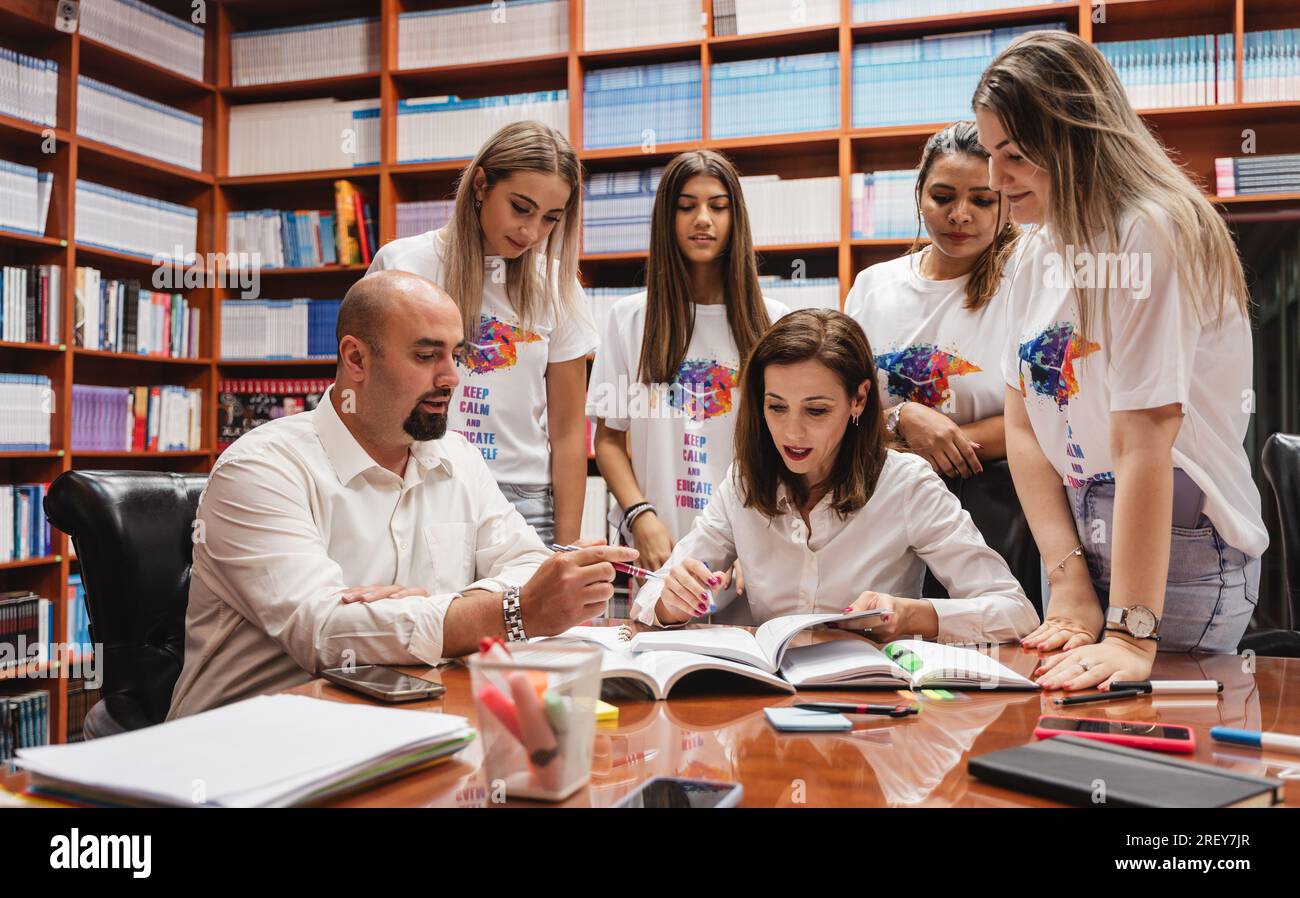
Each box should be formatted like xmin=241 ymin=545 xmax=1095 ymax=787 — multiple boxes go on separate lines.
xmin=972 ymin=30 xmax=1249 ymax=339
xmin=910 ymin=121 xmax=1020 ymax=311
xmin=441 ymin=120 xmax=584 ymax=345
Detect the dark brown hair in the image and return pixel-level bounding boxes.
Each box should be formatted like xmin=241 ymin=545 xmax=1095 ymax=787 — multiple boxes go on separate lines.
xmin=637 ymin=150 xmax=772 ymax=384
xmin=911 ymin=121 xmax=1019 ymax=311
xmin=735 ymin=309 xmax=887 ymax=519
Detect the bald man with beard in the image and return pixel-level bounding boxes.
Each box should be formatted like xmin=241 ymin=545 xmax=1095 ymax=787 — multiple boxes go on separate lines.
xmin=167 ymin=270 xmax=635 ymax=719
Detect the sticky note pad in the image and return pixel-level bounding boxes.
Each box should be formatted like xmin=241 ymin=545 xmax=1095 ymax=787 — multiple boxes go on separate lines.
xmin=595 ymin=700 xmax=619 ymax=723
xmin=764 ymin=707 xmax=852 ymax=732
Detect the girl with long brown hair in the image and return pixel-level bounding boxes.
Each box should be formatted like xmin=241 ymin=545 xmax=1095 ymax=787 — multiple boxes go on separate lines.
xmin=972 ymin=31 xmax=1267 ymax=689
xmin=369 ymin=121 xmax=596 ymax=546
xmin=587 ymin=150 xmax=788 ymax=599
xmin=631 ymin=309 xmax=1036 ymax=643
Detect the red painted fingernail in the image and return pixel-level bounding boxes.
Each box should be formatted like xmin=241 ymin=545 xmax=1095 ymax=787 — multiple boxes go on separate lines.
xmin=842 ymin=607 xmax=853 ymax=613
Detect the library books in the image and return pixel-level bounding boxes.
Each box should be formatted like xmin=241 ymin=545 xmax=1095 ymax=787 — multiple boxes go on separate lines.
xmin=852 ymin=23 xmax=1064 ymax=128
xmin=711 ymin=51 xmax=839 ymax=139
xmin=73 ymin=267 xmax=198 ymax=357
xmin=78 ymin=0 xmax=206 ymax=83
xmin=220 ymin=299 xmax=341 ymax=360
xmin=852 ymin=0 xmax=1070 ymax=20
xmin=582 ymin=166 xmax=664 ymax=254
xmin=227 ymin=98 xmax=381 ymax=177
xmin=399 ymin=0 xmax=568 ymax=70
xmin=74 ymin=179 xmax=198 ymax=262
xmin=0 ymin=374 xmax=52 ymax=451
xmin=2 ymin=265 xmax=62 ymax=345
xmin=0 ymin=158 xmax=53 ymax=237
xmin=70 ymin=384 xmax=202 ymax=452
xmin=1 ymin=484 xmax=52 ymax=561
xmin=740 ymin=174 xmax=840 ymax=245
xmin=729 ymin=0 xmax=839 ymax=36
xmin=334 ymin=180 xmax=377 ymax=266
xmin=66 ymin=676 xmax=104 ymax=745
xmin=0 ymin=591 xmax=50 ymax=677
xmin=396 ymin=91 xmax=569 ymax=163
xmin=66 ymin=575 xmax=92 ymax=658
xmin=1216 ymin=153 xmax=1300 ymax=197
xmin=583 ymin=0 xmax=700 ymax=52
xmin=218 ymin=378 xmax=332 ymax=451
xmin=76 ymin=75 xmax=204 ymax=171
xmin=713 ymin=0 xmax=738 ymax=37
xmin=16 ymin=694 xmax=474 ymax=807
xmin=583 ymin=61 xmax=702 ymax=150
xmin=227 ymin=210 xmax=338 ymax=270
xmin=232 ymin=17 xmax=380 ymax=87
xmin=759 ymin=276 xmax=839 ymax=312
xmin=1243 ymin=29 xmax=1300 ymax=103
xmin=1095 ymin=34 xmax=1235 ymax=110
xmin=0 ymin=45 xmax=58 ymax=127
xmin=1 ymin=690 xmax=50 ymax=763
xmin=852 ymin=169 xmax=920 ymax=238
xmin=396 ymin=200 xmax=455 ymax=240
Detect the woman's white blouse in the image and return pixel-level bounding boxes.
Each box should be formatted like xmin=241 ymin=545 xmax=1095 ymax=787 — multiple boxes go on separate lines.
xmin=631 ymin=449 xmax=1038 ymax=645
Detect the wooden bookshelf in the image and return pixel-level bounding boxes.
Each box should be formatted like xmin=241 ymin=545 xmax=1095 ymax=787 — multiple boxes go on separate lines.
xmin=1 ymin=0 xmax=1297 ymax=747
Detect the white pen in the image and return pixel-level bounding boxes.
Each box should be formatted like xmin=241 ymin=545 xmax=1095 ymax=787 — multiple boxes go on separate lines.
xmin=1110 ymin=679 xmax=1223 ymax=695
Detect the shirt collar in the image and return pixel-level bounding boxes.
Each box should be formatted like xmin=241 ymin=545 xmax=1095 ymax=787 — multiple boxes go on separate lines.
xmin=312 ymin=386 xmax=454 ymax=486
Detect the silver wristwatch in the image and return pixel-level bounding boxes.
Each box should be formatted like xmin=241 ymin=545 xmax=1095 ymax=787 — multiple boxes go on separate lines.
xmin=502 ymin=585 xmax=527 ymax=642
xmin=1105 ymin=604 xmax=1161 ymax=640
xmin=886 ymin=402 xmax=906 ymax=438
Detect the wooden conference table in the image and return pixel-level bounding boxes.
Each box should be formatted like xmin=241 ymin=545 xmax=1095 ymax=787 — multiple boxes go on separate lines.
xmin=7 ymin=621 xmax=1299 ymax=807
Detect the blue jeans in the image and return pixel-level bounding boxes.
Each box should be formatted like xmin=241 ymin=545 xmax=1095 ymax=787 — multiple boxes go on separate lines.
xmin=499 ymin=482 xmax=555 ymax=547
xmin=1066 ymin=479 xmax=1260 ymax=653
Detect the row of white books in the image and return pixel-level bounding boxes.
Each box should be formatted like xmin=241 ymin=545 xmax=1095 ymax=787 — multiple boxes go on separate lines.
xmin=227 ymin=98 xmax=381 ymax=177
xmin=582 ymin=168 xmax=664 ymax=255
xmin=1 ymin=266 xmax=62 ymax=346
xmin=396 ymin=200 xmax=455 ymax=240
xmin=851 ymin=170 xmax=920 ymax=239
xmin=0 ymin=46 xmax=58 ymax=127
xmin=584 ymin=0 xmax=701 ymax=52
xmin=396 ymin=92 xmax=568 ymax=163
xmin=0 ymin=159 xmax=52 ymax=237
xmin=759 ymin=276 xmax=841 ymax=312
xmin=78 ymin=0 xmax=206 ymax=83
xmin=220 ymin=299 xmax=342 ymax=361
xmin=741 ymin=175 xmax=840 ymax=245
xmin=232 ymin=18 xmax=380 ymax=86
xmin=715 ymin=0 xmax=839 ymax=37
xmin=75 ymin=180 xmax=198 ymax=262
xmin=1095 ymin=35 xmax=1235 ymax=110
xmin=1242 ymin=29 xmax=1300 ymax=103
xmin=851 ymin=0 xmax=1071 ymax=20
xmin=0 ymin=374 xmax=52 ymax=451
xmin=74 ymin=267 xmax=199 ymax=358
xmin=76 ymin=75 xmax=204 ymax=171
xmin=397 ymin=0 xmax=568 ymax=70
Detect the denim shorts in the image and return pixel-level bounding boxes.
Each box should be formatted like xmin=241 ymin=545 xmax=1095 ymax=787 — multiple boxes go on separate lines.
xmin=1066 ymin=478 xmax=1260 ymax=653
xmin=498 ymin=482 xmax=555 ymax=547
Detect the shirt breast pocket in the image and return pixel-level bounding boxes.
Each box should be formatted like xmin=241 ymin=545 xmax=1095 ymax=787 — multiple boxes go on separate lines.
xmin=423 ymin=522 xmax=475 ymax=591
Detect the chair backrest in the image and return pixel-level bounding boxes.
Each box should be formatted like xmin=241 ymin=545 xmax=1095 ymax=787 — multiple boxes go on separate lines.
xmin=1261 ymin=433 xmax=1300 ymax=628
xmin=44 ymin=471 xmax=207 ymax=727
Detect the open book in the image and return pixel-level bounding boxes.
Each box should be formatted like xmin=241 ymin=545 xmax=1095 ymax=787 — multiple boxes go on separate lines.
xmin=547 ymin=614 xmax=1036 ymax=699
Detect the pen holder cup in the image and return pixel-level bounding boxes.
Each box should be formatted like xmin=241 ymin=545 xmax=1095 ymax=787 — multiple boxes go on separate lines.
xmin=468 ymin=639 xmax=604 ymax=802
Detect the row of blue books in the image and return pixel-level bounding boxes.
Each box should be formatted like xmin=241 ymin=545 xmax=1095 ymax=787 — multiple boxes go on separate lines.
xmin=853 ymin=23 xmax=1065 ymax=128
xmin=226 ymin=210 xmax=339 ymax=270
xmin=1 ymin=483 xmax=51 ymax=562
xmin=1215 ymin=153 xmax=1300 ymax=198
xmin=1095 ymin=34 xmax=1235 ymax=110
xmin=1243 ymin=29 xmax=1300 ymax=103
xmin=583 ymin=61 xmax=702 ymax=149
xmin=711 ymin=52 xmax=840 ymax=138
xmin=0 ymin=689 xmax=48 ymax=762
xmin=220 ymin=299 xmax=342 ymax=360
xmin=583 ymin=167 xmax=665 ymax=254
xmin=66 ymin=574 xmax=93 ymax=656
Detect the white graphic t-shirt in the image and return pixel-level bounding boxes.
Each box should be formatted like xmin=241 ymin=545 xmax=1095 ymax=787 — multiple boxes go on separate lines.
xmin=585 ymin=291 xmax=790 ymax=543
xmin=1002 ymin=206 xmax=1267 ymax=558
xmin=845 ymin=251 xmax=1010 ymax=425
xmin=369 ymin=229 xmax=598 ymax=486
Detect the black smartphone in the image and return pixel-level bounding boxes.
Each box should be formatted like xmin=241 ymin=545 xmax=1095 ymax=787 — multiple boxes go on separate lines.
xmin=320 ymin=665 xmax=446 ymax=703
xmin=614 ymin=777 xmax=743 ymax=808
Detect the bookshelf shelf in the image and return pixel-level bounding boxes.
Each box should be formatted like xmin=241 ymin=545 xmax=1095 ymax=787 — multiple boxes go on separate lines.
xmin=0 ymin=0 xmax=1296 ymax=751
xmin=0 ymin=555 xmax=62 ymax=571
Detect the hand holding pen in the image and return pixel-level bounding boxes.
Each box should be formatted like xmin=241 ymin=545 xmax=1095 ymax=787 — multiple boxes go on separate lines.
xmin=653 ymin=558 xmax=731 ymax=624
xmin=551 ymin=543 xmax=664 ymax=581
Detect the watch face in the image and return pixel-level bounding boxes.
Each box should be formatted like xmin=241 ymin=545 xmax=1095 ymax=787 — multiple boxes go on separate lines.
xmin=1126 ymin=606 xmax=1158 ymax=638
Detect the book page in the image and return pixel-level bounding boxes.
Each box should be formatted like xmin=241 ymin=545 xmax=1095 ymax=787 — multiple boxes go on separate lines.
xmin=628 ymin=628 xmax=768 ymax=672
xmin=886 ymin=639 xmax=1036 ymax=689
xmin=753 ymin=609 xmax=884 ymax=670
xmin=777 ymin=639 xmax=906 ymax=687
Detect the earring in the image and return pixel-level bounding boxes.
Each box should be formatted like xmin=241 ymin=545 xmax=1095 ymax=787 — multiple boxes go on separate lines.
xmin=851 ymin=413 xmax=861 ymax=426
xmin=474 ymin=196 xmax=483 ymax=211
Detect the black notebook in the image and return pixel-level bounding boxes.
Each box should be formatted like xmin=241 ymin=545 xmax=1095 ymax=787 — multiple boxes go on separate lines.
xmin=968 ymin=735 xmax=1285 ymax=808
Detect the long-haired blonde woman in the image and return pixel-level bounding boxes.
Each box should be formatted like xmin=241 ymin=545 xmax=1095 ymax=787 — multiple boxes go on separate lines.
xmin=369 ymin=120 xmax=597 ymax=546
xmin=586 ymin=151 xmax=787 ymax=611
xmin=972 ymin=31 xmax=1267 ymax=689
xmin=845 ymin=121 xmax=1019 ymax=478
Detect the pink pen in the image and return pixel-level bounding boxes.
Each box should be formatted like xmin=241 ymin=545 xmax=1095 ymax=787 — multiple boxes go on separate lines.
xmin=550 ymin=544 xmax=664 ymax=581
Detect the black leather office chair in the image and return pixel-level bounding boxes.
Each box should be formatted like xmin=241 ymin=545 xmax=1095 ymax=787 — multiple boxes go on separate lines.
xmin=44 ymin=471 xmax=207 ymax=737
xmin=1240 ymin=434 xmax=1300 ymax=658
xmin=923 ymin=459 xmax=1043 ymax=617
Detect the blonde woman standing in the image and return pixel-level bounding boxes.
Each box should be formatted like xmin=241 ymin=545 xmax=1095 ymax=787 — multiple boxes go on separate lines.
xmin=972 ymin=32 xmax=1267 ymax=689
xmin=370 ymin=121 xmax=597 ymax=546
